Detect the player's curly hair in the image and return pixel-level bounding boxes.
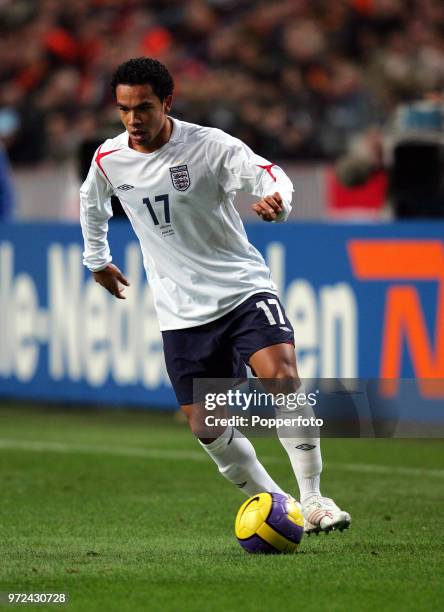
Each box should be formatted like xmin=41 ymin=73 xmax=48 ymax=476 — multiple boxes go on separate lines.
xmin=111 ymin=57 xmax=174 ymax=101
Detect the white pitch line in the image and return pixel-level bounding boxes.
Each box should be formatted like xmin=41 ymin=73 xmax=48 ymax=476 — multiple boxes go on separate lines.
xmin=0 ymin=438 xmax=443 ymax=479
xmin=0 ymin=439 xmax=205 ymax=462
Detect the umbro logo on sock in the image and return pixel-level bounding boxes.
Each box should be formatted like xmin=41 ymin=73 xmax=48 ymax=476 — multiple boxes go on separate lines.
xmin=295 ymin=444 xmax=316 ymax=451
xmin=117 ymin=184 xmax=134 ymax=190
xmin=235 ymin=481 xmax=247 ymax=488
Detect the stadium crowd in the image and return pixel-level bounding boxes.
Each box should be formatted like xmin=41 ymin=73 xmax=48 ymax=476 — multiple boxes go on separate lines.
xmin=1 ymin=0 xmax=444 ymax=166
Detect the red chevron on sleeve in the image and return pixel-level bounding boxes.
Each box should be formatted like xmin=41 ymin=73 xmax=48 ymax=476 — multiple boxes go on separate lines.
xmin=256 ymin=163 xmax=277 ymax=181
xmin=95 ymin=145 xmax=122 ymax=182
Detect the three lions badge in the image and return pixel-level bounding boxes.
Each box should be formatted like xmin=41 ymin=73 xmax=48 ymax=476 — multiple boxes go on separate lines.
xmin=170 ymin=165 xmax=191 ymax=191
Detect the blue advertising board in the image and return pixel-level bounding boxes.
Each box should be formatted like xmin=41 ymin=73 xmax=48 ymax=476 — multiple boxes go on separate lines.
xmin=1 ymin=221 xmax=443 ymax=426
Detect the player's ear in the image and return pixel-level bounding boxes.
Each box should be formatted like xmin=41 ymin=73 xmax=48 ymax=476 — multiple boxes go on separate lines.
xmin=163 ymin=94 xmax=173 ymax=114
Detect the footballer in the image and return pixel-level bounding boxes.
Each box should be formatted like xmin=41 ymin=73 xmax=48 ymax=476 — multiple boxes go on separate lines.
xmin=80 ymin=57 xmax=351 ymax=534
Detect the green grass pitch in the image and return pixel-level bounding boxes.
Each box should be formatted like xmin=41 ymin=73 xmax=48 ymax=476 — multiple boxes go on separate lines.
xmin=0 ymin=403 xmax=443 ymax=612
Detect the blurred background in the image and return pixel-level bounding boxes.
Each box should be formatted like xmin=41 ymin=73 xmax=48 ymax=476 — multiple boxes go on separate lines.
xmin=1 ymin=0 xmax=444 ymax=221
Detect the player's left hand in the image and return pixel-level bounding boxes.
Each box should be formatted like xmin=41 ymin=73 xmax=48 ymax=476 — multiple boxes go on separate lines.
xmin=93 ymin=263 xmax=130 ymax=299
xmin=251 ymin=192 xmax=283 ymax=222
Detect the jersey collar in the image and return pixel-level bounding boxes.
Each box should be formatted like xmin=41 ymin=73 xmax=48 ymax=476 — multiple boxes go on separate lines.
xmin=168 ymin=116 xmax=182 ymax=143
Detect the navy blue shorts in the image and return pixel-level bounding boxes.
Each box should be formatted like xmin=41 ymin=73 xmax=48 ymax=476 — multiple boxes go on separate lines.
xmin=162 ymin=292 xmax=294 ymax=405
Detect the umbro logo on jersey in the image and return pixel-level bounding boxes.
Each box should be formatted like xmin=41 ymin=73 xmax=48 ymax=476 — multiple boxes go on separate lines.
xmin=117 ymin=184 xmax=134 ymax=191
xmin=170 ymin=164 xmax=190 ymax=191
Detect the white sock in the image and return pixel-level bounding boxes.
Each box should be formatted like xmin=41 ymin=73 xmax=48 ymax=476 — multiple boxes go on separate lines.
xmin=297 ymin=475 xmax=321 ymax=503
xmin=275 ymin=400 xmax=322 ymax=503
xmin=199 ymin=427 xmax=286 ymax=497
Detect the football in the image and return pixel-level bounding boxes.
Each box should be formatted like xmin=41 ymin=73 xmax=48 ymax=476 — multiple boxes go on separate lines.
xmin=235 ymin=492 xmax=304 ymax=554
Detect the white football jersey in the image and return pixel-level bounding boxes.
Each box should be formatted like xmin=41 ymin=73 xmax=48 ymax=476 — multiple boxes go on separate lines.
xmin=80 ymin=118 xmax=294 ymax=330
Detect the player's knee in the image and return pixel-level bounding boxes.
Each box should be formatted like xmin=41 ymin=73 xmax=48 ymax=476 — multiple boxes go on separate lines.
xmin=271 ymin=363 xmax=297 ymax=379
xmin=182 ymin=405 xmax=226 ymax=441
xmin=259 ymin=361 xmax=299 ymax=394
xmin=256 ymin=354 xmax=297 ymax=380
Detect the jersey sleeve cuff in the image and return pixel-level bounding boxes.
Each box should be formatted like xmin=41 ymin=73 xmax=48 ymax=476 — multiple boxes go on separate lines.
xmin=273 ymin=200 xmax=292 ymax=223
xmin=85 ymin=258 xmax=112 ymax=273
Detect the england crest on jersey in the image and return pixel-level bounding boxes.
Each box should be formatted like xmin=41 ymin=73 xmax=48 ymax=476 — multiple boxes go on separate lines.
xmin=169 ymin=164 xmax=191 ymax=191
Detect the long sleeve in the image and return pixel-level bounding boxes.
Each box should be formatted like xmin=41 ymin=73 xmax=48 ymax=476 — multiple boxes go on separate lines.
xmin=206 ymin=130 xmax=294 ymax=222
xmin=80 ymin=153 xmax=114 ymax=271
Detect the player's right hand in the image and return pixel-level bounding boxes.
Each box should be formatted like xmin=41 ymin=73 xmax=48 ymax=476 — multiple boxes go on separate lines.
xmin=93 ymin=264 xmax=130 ymax=299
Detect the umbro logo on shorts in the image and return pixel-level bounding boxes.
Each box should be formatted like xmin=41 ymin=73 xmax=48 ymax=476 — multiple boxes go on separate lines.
xmin=295 ymin=444 xmax=316 ymax=451
xmin=117 ymin=184 xmax=134 ymax=190
xmin=279 ymin=326 xmax=291 ymax=332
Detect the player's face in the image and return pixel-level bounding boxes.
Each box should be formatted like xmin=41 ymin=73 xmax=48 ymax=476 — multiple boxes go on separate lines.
xmin=116 ymin=84 xmax=172 ymax=151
